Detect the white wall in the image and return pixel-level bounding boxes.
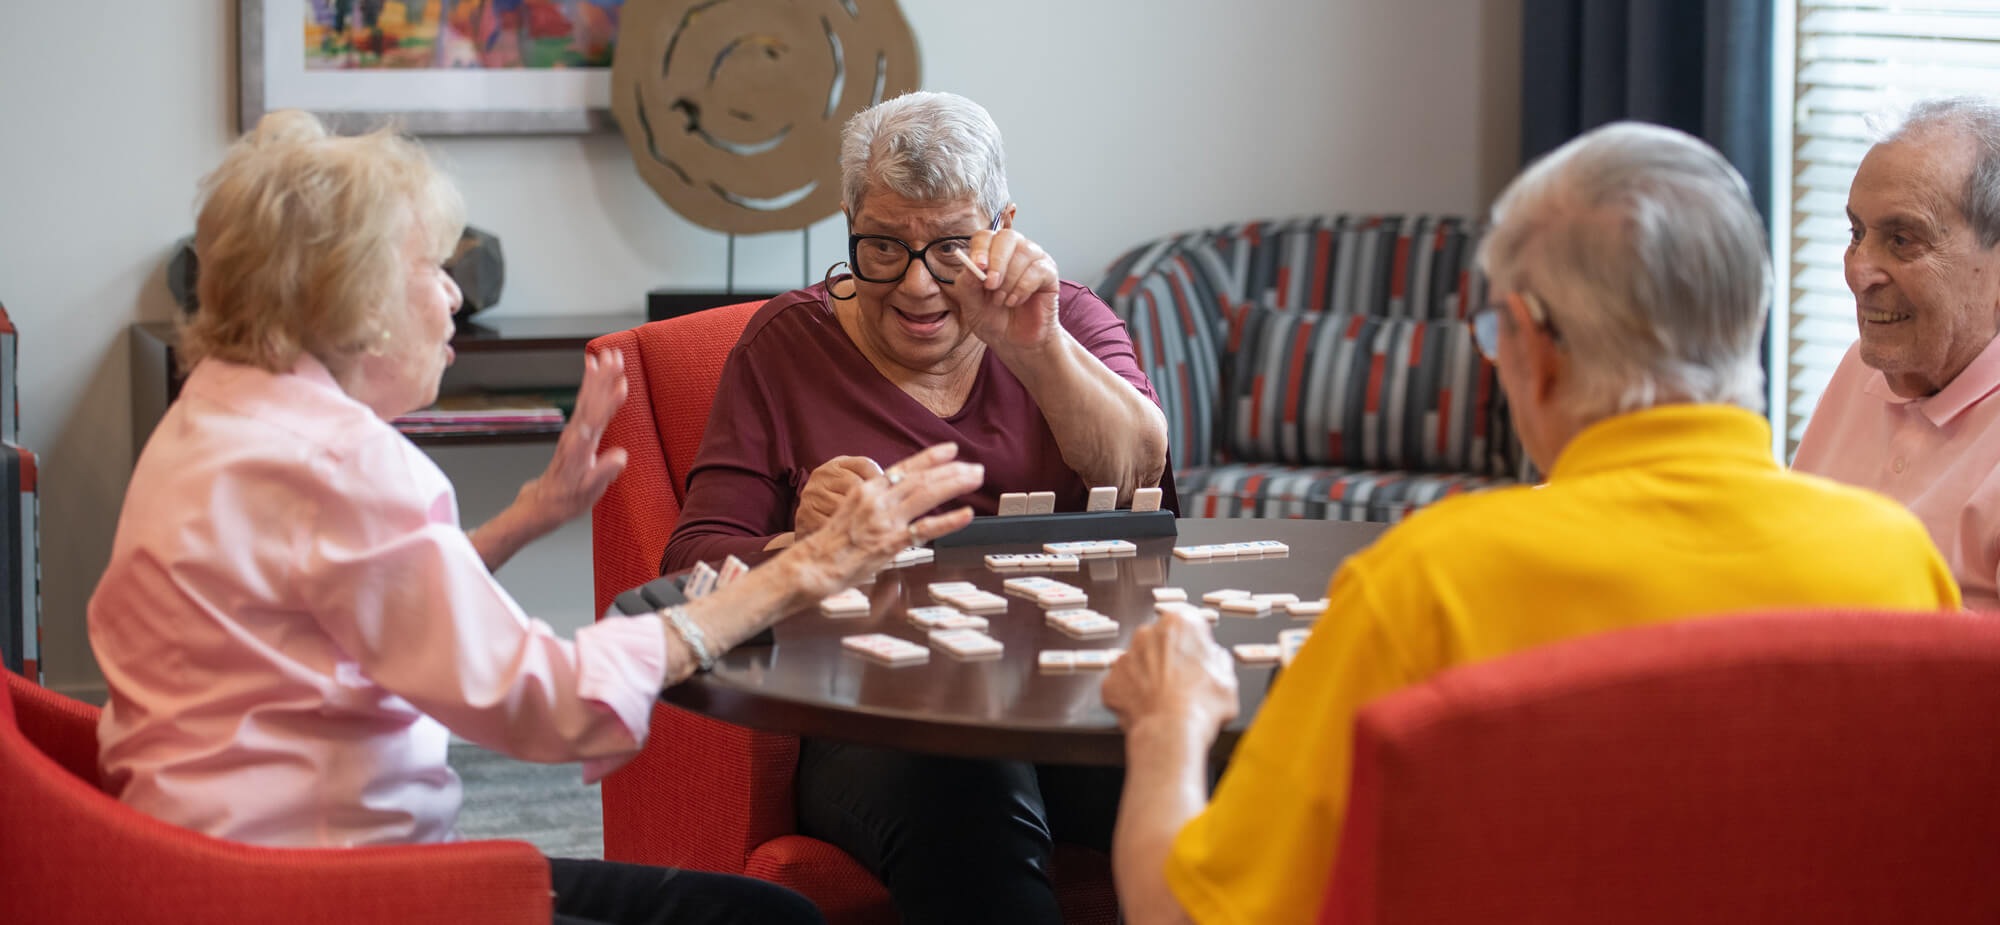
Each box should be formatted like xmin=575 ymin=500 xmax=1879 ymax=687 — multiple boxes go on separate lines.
xmin=0 ymin=0 xmax=1518 ymax=699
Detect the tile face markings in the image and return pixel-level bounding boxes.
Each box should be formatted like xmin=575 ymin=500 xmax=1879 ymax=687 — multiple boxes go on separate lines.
xmin=891 ymin=546 xmax=934 ymax=567
xmin=1072 ymin=649 xmax=1121 ymax=669
xmin=1038 ymin=648 xmax=1124 ymax=670
xmin=1219 ymin=598 xmax=1271 ymax=617
xmin=717 ymin=555 xmax=749 ymax=588
xmin=686 ymin=561 xmax=720 ymax=598
xmin=1232 ymin=643 xmax=1282 ymax=665
xmin=820 ymin=588 xmax=871 ymax=616
xmin=1279 ymin=628 xmax=1312 ymax=667
xmin=841 ymin=633 xmax=928 ymax=665
xmin=1170 ymin=540 xmax=1292 ymax=562
xmin=930 ymin=628 xmax=1004 ymax=659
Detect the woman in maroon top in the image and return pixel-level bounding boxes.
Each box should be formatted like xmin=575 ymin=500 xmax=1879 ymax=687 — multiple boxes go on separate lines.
xmin=662 ymin=91 xmax=1173 ymax=924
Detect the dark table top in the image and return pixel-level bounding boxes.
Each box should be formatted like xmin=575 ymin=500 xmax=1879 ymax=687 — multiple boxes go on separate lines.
xmin=661 ymin=517 xmax=1389 ymax=766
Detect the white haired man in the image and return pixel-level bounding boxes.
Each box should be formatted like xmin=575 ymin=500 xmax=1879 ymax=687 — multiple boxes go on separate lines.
xmin=1100 ymin=123 xmax=1960 ymax=925
xmin=1794 ymin=97 xmax=2000 ymax=609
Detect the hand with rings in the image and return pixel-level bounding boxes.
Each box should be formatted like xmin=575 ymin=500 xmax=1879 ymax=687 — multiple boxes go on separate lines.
xmin=789 ymin=442 xmax=983 ymax=599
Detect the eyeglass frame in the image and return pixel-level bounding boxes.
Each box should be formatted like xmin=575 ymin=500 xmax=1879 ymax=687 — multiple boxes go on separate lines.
xmin=1468 ymin=290 xmax=1563 ymax=361
xmin=846 ymin=210 xmax=1007 ymax=286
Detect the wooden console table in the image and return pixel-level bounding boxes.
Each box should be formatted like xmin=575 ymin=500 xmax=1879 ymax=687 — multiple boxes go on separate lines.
xmin=129 ymin=314 xmax=644 ymax=452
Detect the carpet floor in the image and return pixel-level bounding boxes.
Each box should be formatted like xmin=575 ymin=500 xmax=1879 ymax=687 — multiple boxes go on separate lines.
xmin=448 ymin=742 xmax=604 ymax=859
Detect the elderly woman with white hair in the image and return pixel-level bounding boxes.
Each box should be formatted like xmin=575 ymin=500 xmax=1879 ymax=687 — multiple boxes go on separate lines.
xmin=660 ymin=91 xmax=1174 ymax=923
xmin=88 ymin=110 xmax=988 ymax=925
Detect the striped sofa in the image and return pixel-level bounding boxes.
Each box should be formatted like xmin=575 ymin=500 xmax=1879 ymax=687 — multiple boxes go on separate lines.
xmin=1098 ymin=215 xmax=1524 ymax=524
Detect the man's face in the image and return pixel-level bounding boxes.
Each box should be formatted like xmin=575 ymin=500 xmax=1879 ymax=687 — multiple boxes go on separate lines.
xmin=1845 ymin=129 xmax=2000 ymax=397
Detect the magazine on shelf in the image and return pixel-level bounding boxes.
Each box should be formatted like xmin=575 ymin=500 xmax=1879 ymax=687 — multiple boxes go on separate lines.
xmin=391 ymin=391 xmax=570 ymax=437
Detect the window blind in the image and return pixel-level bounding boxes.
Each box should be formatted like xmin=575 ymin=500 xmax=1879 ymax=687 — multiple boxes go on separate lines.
xmin=1785 ymin=1 xmax=2000 ymax=452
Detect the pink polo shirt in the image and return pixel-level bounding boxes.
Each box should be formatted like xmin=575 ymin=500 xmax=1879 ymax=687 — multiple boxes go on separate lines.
xmin=89 ymin=355 xmax=668 ymax=847
xmin=1794 ymin=336 xmax=2000 ymax=610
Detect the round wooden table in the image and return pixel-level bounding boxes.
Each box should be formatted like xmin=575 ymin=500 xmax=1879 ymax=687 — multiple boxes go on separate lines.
xmin=661 ymin=517 xmax=1389 ymax=765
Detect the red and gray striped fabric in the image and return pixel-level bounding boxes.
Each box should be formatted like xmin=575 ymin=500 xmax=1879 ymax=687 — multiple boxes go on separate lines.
xmin=1180 ymin=464 xmax=1513 ymax=523
xmin=1098 ymin=214 xmax=1524 ymax=523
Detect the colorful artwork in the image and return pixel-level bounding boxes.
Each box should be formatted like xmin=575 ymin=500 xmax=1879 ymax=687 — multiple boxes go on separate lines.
xmin=303 ymin=0 xmax=622 ymax=70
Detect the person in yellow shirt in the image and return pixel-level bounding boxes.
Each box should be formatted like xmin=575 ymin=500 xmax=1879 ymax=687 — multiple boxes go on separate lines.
xmin=1099 ymin=122 xmax=1962 ymax=925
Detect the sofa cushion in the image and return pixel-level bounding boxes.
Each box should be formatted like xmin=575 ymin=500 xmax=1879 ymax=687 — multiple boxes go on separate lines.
xmin=1221 ymin=307 xmax=1512 ymax=475
xmin=1100 ymin=215 xmax=1494 ymax=470
xmin=1102 ymin=215 xmax=1487 ymax=321
xmin=1179 ymin=463 xmax=1516 ymax=523
xmin=1114 ymin=254 xmax=1227 ymax=471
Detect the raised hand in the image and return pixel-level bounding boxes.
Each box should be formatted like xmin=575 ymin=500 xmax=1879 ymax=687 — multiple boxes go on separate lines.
xmin=949 ymin=228 xmax=1061 ymax=353
xmin=515 ymin=349 xmax=630 ymax=534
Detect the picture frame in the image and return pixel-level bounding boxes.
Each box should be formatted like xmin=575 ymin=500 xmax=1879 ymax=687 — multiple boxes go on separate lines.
xmin=238 ymin=0 xmax=617 ymax=136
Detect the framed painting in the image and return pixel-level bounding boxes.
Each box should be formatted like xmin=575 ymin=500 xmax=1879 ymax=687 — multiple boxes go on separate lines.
xmin=239 ymin=0 xmax=622 ymax=135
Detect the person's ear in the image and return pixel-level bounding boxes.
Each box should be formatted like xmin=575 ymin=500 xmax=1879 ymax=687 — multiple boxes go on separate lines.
xmin=1001 ymin=203 xmax=1017 ymax=230
xmin=1510 ymin=293 xmax=1565 ymax=407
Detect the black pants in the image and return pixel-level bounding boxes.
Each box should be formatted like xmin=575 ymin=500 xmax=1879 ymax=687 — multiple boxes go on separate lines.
xmin=547 ymin=857 xmax=823 ymax=925
xmin=793 ymin=739 xmax=1124 ymax=925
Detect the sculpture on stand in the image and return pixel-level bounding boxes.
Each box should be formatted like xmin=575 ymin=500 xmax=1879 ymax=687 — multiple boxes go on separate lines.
xmin=610 ymin=0 xmax=922 ymax=316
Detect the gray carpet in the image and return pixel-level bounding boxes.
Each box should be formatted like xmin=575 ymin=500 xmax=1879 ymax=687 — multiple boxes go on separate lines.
xmin=449 ymin=742 xmax=605 ymax=859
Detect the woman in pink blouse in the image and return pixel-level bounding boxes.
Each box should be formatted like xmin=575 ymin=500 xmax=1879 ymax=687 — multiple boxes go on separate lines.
xmin=86 ymin=110 xmax=982 ymax=925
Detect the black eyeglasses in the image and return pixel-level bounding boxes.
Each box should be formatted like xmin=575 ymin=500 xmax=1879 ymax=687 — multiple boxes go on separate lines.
xmin=1468 ymin=291 xmax=1562 ymax=361
xmin=848 ymin=234 xmax=977 ymax=285
xmin=847 ymin=212 xmax=1005 ymax=286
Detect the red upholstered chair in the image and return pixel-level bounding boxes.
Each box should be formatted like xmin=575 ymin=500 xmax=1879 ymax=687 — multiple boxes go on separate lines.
xmin=587 ymin=303 xmax=1118 ymax=924
xmin=1320 ymin=609 xmax=2000 ymax=925
xmin=1 ymin=668 xmax=550 ymax=925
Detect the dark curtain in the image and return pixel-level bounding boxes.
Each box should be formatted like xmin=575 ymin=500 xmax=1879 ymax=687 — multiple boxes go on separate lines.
xmin=1521 ymin=0 xmax=1774 ymax=225
xmin=1520 ymin=0 xmax=1775 ymax=398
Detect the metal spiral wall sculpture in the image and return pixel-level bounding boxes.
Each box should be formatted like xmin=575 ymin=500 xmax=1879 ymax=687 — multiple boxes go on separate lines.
xmin=612 ymin=0 xmax=921 ymax=235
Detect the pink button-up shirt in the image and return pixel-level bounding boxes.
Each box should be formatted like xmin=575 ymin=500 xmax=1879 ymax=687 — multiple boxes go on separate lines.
xmin=89 ymin=356 xmax=667 ymax=847
xmin=1794 ymin=336 xmax=2000 ymax=610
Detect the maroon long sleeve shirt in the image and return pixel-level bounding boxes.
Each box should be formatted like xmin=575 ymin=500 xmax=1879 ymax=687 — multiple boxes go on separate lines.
xmin=661 ymin=281 xmax=1176 ymax=572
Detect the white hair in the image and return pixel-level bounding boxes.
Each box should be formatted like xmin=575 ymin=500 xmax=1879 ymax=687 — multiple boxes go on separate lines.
xmin=1478 ymin=121 xmax=1770 ymax=422
xmin=840 ymin=90 xmax=1009 ymax=222
xmin=1878 ymin=96 xmax=2000 ymax=248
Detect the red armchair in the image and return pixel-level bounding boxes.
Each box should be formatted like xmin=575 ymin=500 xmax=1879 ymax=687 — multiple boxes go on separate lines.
xmin=587 ymin=303 xmax=1117 ymax=924
xmin=1321 ymin=609 xmax=2000 ymax=925
xmin=2 ymin=668 xmax=551 ymax=924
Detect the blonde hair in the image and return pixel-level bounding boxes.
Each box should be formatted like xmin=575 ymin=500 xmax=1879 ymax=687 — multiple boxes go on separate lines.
xmin=181 ymin=110 xmax=465 ymax=373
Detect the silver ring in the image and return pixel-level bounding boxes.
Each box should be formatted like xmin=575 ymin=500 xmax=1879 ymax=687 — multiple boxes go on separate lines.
xmin=884 ymin=469 xmax=905 ymax=488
